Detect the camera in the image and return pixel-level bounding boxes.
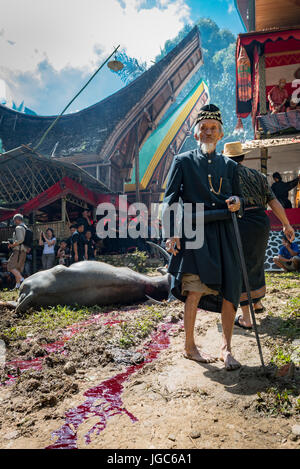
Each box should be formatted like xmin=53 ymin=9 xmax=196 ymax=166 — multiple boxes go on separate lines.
xmin=0 ymin=240 xmax=13 ymax=254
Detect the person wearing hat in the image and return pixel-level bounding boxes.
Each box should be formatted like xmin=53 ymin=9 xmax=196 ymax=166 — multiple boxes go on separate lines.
xmin=163 ymin=104 xmax=244 ymax=371
xmin=223 ymin=141 xmax=295 ymax=329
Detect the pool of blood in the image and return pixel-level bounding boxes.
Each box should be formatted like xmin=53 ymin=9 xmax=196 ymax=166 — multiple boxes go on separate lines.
xmin=46 ymin=322 xmax=175 ymax=449
xmin=2 ymin=313 xmax=123 ymax=386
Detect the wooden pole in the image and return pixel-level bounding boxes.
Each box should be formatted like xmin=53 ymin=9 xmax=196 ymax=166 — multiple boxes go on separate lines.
xmin=260 ymin=147 xmax=268 ymax=175
xmin=135 ymin=125 xmax=140 ymax=203
xmin=61 ymin=197 xmax=66 ymax=223
xmin=32 ymin=211 xmax=37 ymax=274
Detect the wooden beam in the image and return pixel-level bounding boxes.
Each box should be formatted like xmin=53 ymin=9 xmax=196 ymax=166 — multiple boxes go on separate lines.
xmin=61 ymin=197 xmax=67 ymax=223
xmin=135 ymin=125 xmax=140 ymax=203
xmin=260 ymin=147 xmax=268 ymax=175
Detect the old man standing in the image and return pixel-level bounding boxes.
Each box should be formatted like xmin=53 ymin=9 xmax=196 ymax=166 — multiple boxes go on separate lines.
xmin=163 ymin=104 xmax=244 ymax=370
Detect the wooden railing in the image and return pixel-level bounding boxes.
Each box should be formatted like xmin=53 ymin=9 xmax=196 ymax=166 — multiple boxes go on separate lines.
xmin=0 ymin=221 xmax=71 ymax=243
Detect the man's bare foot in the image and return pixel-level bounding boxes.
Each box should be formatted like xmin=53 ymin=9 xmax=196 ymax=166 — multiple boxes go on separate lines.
xmin=220 ymin=350 xmax=241 ymax=371
xmin=184 ymin=346 xmax=217 ymax=363
xmin=254 ymin=302 xmax=265 ymax=313
xmin=273 ymin=259 xmax=288 ymax=272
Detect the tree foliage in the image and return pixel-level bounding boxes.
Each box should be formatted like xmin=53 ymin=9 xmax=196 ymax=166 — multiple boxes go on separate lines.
xmin=115 ymin=18 xmax=254 ymax=149
xmin=112 ymin=50 xmax=147 ymax=85
xmin=155 ymin=18 xmax=253 ymax=150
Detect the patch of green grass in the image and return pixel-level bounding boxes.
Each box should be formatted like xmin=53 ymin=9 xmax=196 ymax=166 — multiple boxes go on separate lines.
xmin=265 ymin=272 xmax=300 ymax=290
xmin=2 ymin=304 xmax=100 ymax=341
xmin=3 ymin=326 xmax=27 ymax=340
xmin=256 ymin=387 xmax=299 ymax=417
xmin=116 ymin=305 xmax=166 ymax=349
xmin=97 ymin=250 xmax=150 ymax=273
xmin=265 ymin=273 xmax=300 ymax=340
xmin=271 ymin=346 xmax=292 ymax=367
xmin=29 ymin=304 xmax=95 ymax=330
xmin=285 ymin=296 xmax=300 ymax=319
xmin=277 ymin=318 xmax=300 ymax=341
xmin=276 ymin=294 xmax=300 ymax=341
xmin=0 ymin=288 xmax=18 ymax=302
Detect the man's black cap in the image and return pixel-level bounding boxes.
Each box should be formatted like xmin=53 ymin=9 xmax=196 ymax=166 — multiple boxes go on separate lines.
xmin=195 ymin=104 xmax=223 ymax=125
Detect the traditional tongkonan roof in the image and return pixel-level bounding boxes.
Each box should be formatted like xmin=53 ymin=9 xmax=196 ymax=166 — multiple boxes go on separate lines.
xmin=0 ymin=26 xmax=203 ymax=172
xmin=125 ymin=80 xmax=209 ymax=196
xmin=0 ymin=145 xmax=111 ymax=210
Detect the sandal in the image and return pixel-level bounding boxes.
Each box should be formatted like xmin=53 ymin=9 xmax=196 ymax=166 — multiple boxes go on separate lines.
xmin=234 ymin=315 xmax=252 ymax=330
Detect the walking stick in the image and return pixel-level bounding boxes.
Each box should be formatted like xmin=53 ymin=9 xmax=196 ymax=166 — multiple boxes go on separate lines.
xmin=231 ymin=211 xmax=266 ymax=373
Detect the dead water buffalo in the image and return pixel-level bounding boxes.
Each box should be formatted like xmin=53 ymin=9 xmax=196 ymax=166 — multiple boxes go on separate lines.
xmin=16 ymin=260 xmax=171 ymax=314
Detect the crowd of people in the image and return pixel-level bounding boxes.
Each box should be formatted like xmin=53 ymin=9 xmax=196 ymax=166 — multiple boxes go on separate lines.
xmin=38 ymin=210 xmax=99 ymax=269
xmin=0 ymin=207 xmax=163 ymax=290
xmin=0 ymin=210 xmax=99 ymax=290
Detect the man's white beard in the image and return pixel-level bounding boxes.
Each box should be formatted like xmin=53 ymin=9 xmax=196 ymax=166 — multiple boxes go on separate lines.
xmin=200 ymin=142 xmax=216 ymax=154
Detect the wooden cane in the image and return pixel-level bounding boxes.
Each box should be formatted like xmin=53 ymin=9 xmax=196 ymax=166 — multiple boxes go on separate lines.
xmin=231 ymin=211 xmax=266 ymax=372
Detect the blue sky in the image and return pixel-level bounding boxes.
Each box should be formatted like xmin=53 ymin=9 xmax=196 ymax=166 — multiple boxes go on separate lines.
xmin=186 ymin=0 xmax=245 ymax=35
xmin=0 ymin=0 xmax=245 ymax=115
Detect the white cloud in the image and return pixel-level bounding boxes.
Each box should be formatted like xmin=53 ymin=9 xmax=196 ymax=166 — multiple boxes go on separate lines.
xmin=228 ymin=3 xmax=234 ymax=14
xmin=0 ymin=0 xmax=191 ymax=74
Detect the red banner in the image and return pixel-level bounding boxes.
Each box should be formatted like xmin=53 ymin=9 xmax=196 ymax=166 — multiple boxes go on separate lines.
xmin=0 ymin=177 xmax=121 ymax=222
xmin=266 ymin=208 xmax=300 ymax=230
xmin=240 ymin=30 xmax=300 ymax=48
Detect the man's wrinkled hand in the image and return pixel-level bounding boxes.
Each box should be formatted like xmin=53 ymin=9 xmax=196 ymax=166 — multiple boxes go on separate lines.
xmin=283 ymin=224 xmax=295 ymax=243
xmin=225 ymin=196 xmax=241 ymax=213
xmin=166 ymin=237 xmax=181 ymax=256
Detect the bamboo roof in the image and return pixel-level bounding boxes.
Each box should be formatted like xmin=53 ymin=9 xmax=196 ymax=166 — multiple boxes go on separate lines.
xmin=0 ymin=145 xmax=111 ymax=207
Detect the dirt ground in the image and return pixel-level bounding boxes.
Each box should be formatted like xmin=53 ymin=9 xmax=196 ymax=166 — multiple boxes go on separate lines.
xmin=0 ymin=271 xmax=299 ymax=450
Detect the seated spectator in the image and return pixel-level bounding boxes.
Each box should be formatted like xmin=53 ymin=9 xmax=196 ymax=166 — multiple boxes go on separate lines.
xmin=39 ymin=228 xmax=56 ymax=270
xmin=57 ymin=240 xmax=70 ymax=266
xmin=71 ymin=223 xmax=87 ymax=263
xmin=85 ymin=230 xmax=97 ymax=260
xmin=268 ymin=78 xmax=288 ymax=113
xmin=0 ymin=271 xmax=15 ymax=290
xmin=271 ymin=172 xmax=300 ymax=209
xmin=273 ymin=235 xmax=300 ymax=272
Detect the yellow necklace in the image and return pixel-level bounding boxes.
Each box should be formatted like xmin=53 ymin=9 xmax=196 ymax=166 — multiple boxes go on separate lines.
xmin=208 ymin=174 xmax=223 ymax=195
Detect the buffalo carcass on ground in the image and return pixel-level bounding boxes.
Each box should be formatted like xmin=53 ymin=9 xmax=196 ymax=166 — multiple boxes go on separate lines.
xmin=15 ymin=244 xmax=171 ymax=313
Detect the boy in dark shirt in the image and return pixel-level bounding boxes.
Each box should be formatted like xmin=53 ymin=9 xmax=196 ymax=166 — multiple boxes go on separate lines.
xmin=85 ymin=230 xmax=97 ymax=260
xmin=71 ymin=224 xmax=87 ymax=263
